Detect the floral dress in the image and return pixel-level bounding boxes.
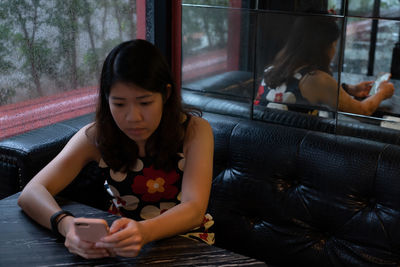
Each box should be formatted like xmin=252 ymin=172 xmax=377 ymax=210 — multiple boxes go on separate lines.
xmin=99 ymin=152 xmax=215 ymax=245
xmin=254 ymin=66 xmax=319 ymax=115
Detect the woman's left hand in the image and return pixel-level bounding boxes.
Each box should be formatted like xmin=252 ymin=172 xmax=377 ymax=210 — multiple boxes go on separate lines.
xmin=95 ymin=218 xmax=146 ymax=257
xmin=352 ymin=81 xmax=374 ymax=98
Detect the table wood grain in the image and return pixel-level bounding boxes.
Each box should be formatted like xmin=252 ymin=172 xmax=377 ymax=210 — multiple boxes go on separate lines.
xmin=0 ymin=193 xmax=268 ymax=266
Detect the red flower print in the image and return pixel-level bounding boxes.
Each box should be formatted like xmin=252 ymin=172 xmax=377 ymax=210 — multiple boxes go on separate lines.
xmin=201 ymin=216 xmax=210 ymax=227
xmin=274 ymin=92 xmax=283 ymax=102
xmin=132 ymin=166 xmax=179 ymax=202
xmin=199 ymin=233 xmax=209 ymax=241
xmin=116 ymin=196 xmax=126 ymax=206
xmin=108 ymin=204 xmax=123 ymax=216
xmin=254 ymin=84 xmax=265 ymax=106
xmin=257 ymin=84 xmax=265 ymax=96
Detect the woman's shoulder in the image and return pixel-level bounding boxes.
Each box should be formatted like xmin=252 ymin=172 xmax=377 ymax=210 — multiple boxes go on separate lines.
xmin=68 ymin=122 xmax=101 ymax=162
xmin=76 ymin=122 xmax=96 ymax=141
xmin=299 ymin=69 xmax=339 ymax=106
xmin=187 ymin=115 xmax=212 ymax=131
xmin=183 ymin=115 xmax=213 ymax=149
xmin=302 ymin=69 xmax=336 ymax=86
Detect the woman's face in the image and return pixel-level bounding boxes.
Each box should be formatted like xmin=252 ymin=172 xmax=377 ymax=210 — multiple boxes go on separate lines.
xmin=109 ymin=82 xmax=164 ymax=149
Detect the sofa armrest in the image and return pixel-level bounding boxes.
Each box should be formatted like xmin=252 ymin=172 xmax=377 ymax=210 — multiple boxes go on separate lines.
xmin=0 ymin=113 xmax=94 ymax=199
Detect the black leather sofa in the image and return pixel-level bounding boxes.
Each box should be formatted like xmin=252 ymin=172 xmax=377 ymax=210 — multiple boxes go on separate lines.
xmin=207 ymin=112 xmax=400 ymax=266
xmin=1 ymin=110 xmax=400 ymax=266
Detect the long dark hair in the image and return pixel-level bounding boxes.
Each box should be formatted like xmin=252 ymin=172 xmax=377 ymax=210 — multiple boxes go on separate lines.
xmin=91 ymin=39 xmax=187 ymax=172
xmin=265 ymin=15 xmax=340 ymax=88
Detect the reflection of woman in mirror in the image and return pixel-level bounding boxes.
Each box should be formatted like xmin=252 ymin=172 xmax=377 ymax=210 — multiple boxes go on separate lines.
xmin=254 ymin=15 xmax=394 ymax=116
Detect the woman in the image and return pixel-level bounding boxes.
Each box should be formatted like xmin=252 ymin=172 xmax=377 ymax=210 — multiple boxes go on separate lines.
xmin=255 ymin=16 xmax=394 ymax=116
xmin=18 ymin=39 xmax=214 ymax=258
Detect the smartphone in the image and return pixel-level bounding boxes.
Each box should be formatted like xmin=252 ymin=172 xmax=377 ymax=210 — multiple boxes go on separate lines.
xmin=370 ymin=72 xmax=391 ymax=95
xmin=74 ymin=218 xmax=109 ymax=242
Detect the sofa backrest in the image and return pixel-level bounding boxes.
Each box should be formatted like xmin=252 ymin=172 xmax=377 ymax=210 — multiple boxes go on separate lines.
xmin=182 ymin=88 xmax=400 ymax=146
xmin=203 ymin=112 xmax=400 ymax=266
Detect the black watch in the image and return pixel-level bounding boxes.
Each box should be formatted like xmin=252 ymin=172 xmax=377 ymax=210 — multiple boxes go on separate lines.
xmin=50 ymin=210 xmax=74 ymax=239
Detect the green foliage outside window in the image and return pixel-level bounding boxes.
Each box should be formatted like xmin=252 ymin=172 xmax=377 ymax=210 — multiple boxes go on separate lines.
xmin=0 ymin=0 xmax=136 ymax=105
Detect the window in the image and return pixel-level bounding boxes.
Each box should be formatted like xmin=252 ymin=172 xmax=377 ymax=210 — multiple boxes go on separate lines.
xmin=0 ymin=0 xmax=142 ymax=140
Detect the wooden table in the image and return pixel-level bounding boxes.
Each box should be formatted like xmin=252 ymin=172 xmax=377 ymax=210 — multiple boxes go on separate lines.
xmin=0 ymin=193 xmax=268 ymax=266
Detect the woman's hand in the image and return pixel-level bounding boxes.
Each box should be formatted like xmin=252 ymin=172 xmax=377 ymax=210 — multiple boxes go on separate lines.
xmin=63 ymin=217 xmax=112 ymax=259
xmin=95 ymin=217 xmax=146 ymax=258
xmin=377 ymin=81 xmax=395 ymax=99
xmin=349 ymin=81 xmax=374 ymax=98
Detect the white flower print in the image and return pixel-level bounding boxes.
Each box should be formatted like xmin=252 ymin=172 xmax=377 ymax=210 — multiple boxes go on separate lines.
xmin=140 ymin=202 xmax=176 ymax=220
xmin=177 ymin=153 xmax=185 ymax=171
xmin=130 ymin=158 xmax=144 ymax=172
xmin=110 ymin=169 xmax=127 ymax=182
xmin=267 ymin=102 xmax=288 ymax=110
xmin=266 ymin=84 xmax=296 ymax=104
xmin=293 ymin=72 xmax=303 ymax=80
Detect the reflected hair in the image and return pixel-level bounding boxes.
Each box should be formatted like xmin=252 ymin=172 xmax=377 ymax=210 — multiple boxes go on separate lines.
xmin=265 ymin=15 xmax=340 ymax=88
xmin=91 ymin=39 xmax=187 ymax=172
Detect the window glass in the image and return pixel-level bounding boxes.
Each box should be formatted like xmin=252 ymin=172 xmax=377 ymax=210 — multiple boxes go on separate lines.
xmin=182 ymin=5 xmax=230 ymax=82
xmin=181 ymin=4 xmax=255 ymax=119
xmin=257 ymin=0 xmax=339 ymax=14
xmin=343 ymin=17 xmax=371 ymax=74
xmin=342 ymin=17 xmax=399 ymax=77
xmin=374 ymin=19 xmax=400 ymax=75
xmin=328 ymin=0 xmax=345 ymax=15
xmin=348 ymin=0 xmax=400 ymax=19
xmin=0 ymin=0 xmax=137 ymax=139
xmin=347 ymin=1 xmax=374 ymax=17
xmin=379 ymin=0 xmax=400 ymax=19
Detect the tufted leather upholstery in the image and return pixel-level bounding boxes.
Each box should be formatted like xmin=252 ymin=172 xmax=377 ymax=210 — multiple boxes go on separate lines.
xmin=182 ymin=89 xmax=400 ymax=146
xmin=204 ymin=112 xmax=400 ymax=266
xmin=1 ymin=111 xmax=400 ymax=266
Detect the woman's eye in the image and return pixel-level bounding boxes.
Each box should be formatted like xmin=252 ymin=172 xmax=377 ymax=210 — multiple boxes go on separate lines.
xmin=140 ymin=101 xmax=153 ymax=106
xmin=112 ymin=103 xmax=124 ymax=107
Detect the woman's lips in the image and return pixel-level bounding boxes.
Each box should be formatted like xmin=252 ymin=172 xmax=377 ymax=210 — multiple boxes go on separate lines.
xmin=126 ymin=128 xmax=146 ymax=135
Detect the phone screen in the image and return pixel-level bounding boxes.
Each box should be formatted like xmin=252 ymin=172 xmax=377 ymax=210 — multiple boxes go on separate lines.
xmin=370 ymin=73 xmax=391 ymax=95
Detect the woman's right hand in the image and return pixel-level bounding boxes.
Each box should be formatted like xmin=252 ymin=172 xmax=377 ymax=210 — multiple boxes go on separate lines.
xmin=377 ymin=81 xmax=395 ymax=99
xmin=62 ymin=217 xmax=112 ymax=259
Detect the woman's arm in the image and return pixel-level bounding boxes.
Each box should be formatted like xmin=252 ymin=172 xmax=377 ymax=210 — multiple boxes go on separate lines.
xmin=301 ymin=71 xmax=394 ymax=115
xmin=97 ymin=116 xmax=214 ymax=257
xmin=141 ymin=116 xmax=214 ymax=240
xmin=338 ymin=80 xmax=394 ymax=116
xmin=342 ymin=81 xmax=373 ymax=99
xmin=17 ymin=124 xmax=100 ymax=234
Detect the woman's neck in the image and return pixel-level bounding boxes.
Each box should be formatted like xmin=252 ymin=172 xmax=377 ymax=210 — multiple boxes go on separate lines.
xmin=138 ymin=142 xmax=146 ymax=157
